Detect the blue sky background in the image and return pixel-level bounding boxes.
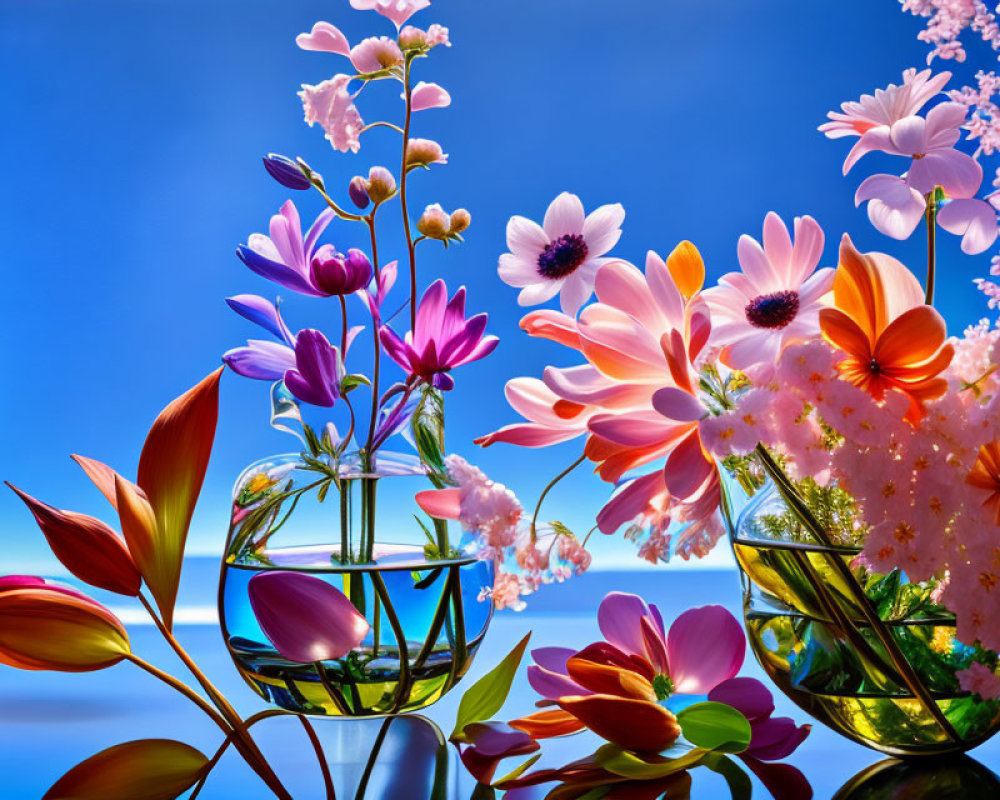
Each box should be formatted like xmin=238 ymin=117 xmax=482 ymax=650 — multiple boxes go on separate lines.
xmin=2 ymin=0 xmax=997 ymax=570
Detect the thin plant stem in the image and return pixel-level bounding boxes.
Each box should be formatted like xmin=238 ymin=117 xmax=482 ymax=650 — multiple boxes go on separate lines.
xmin=313 ymin=184 xmax=364 ymax=223
xmin=753 ymin=444 xmax=961 ymax=744
xmin=338 ymin=295 xmax=349 ymax=354
xmin=925 ymin=189 xmax=938 ymax=305
xmin=399 ymin=53 xmax=417 ymax=330
xmin=530 ymin=453 xmax=587 ymax=540
xmin=189 ymin=710 xmax=288 ymax=800
xmin=365 ymin=215 xmax=383 ymax=455
xmin=298 ymin=716 xmax=337 ymax=800
xmin=412 ymin=574 xmax=453 ymax=670
xmin=354 ymin=717 xmax=393 ymax=800
xmin=581 ymin=524 xmax=600 ymax=548
xmin=360 ymin=120 xmax=404 ymax=134
xmin=136 ymin=594 xmax=294 ymax=799
xmin=370 ymin=572 xmax=410 ymax=711
xmin=125 ymin=654 xmax=230 ymax=733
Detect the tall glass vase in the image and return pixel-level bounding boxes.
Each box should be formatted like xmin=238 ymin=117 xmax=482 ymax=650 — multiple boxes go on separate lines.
xmin=720 ymin=454 xmax=1000 ymax=757
xmin=219 ymin=450 xmax=494 ymax=717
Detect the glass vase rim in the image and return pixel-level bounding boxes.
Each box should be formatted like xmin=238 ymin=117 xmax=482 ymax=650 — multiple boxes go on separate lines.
xmin=233 ymin=448 xmax=431 ymax=492
xmin=225 ymin=542 xmax=480 ymax=573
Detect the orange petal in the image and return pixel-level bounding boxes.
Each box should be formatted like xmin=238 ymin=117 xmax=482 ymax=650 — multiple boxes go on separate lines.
xmin=819 ymin=308 xmax=872 ymax=361
xmin=557 ymin=695 xmax=680 ymax=753
xmin=71 ymin=454 xmax=122 ymax=510
xmin=0 ymin=585 xmax=129 ymax=672
xmin=665 ymin=240 xmax=705 ymax=299
xmin=565 ymin=657 xmax=656 ymax=700
xmin=6 ymin=483 xmax=140 ymax=596
xmin=519 ymin=310 xmax=583 ymax=350
xmin=509 ymin=708 xmax=587 ymax=740
xmin=833 ymin=236 xmax=883 ymax=344
xmin=874 ymin=306 xmax=948 ymax=367
xmin=43 ymin=739 xmax=209 ymax=800
xmin=136 ymin=368 xmax=223 ymax=630
xmin=115 ymin=475 xmax=160 ymax=604
xmin=884 ymin=342 xmax=955 ymax=381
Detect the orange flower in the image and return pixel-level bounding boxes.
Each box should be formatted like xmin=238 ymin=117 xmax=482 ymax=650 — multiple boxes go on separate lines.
xmin=0 ymin=577 xmax=130 ymax=672
xmin=818 ymin=235 xmax=953 ymax=422
xmin=509 ymin=642 xmax=681 ymax=754
xmin=967 ymin=441 xmax=1000 ymax=525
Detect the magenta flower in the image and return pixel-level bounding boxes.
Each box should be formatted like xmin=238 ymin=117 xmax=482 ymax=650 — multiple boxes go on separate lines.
xmin=310 ymin=247 xmax=372 ymax=296
xmin=284 ymin=330 xmax=344 ymax=408
xmin=248 ymin=571 xmax=369 ymax=663
xmin=300 ymin=76 xmax=365 ymax=154
xmin=527 ymin=592 xmax=746 ymax=703
xmin=704 ymin=212 xmax=833 ymax=370
xmin=360 ymin=260 xmax=398 ymax=322
xmin=498 ymin=192 xmax=625 ymax=316
xmin=379 ymin=280 xmax=498 ymax=390
xmin=237 ymin=200 xmax=336 ymax=297
xmin=349 ymin=0 xmax=430 ymax=28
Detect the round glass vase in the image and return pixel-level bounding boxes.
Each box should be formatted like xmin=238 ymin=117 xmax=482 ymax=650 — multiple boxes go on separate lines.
xmin=219 ymin=450 xmax=495 ymax=717
xmin=720 ymin=464 xmax=1000 ymax=757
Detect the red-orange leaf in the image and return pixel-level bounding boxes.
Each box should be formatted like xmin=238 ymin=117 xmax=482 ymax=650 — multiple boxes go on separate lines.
xmin=135 ymin=368 xmax=222 ymax=629
xmin=43 ymin=739 xmax=209 ymax=800
xmin=6 ymin=483 xmax=140 ymax=596
xmin=71 ymin=454 xmax=123 ymax=510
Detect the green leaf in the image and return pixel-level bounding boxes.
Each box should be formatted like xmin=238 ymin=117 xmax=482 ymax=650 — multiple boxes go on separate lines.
xmin=450 ymin=632 xmax=531 ymax=742
xmin=494 ymin=752 xmax=542 ymax=785
xmin=548 ymin=520 xmax=574 ymax=538
xmin=703 ymin=752 xmax=753 ymax=800
xmin=469 ymin=784 xmax=495 ymax=800
xmin=411 ymin=387 xmax=448 ymax=483
xmin=676 ymin=702 xmax=752 ymax=753
xmin=595 ymin=744 xmax=707 ymax=779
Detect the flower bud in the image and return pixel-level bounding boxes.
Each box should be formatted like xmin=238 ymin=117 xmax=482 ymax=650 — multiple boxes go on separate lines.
xmin=348 ymin=176 xmax=370 ymax=210
xmin=365 ymin=166 xmax=397 ymax=204
xmin=405 ymin=138 xmax=448 ymax=170
xmin=262 ymin=153 xmax=311 ymax=190
xmin=397 ymin=25 xmax=427 ymax=50
xmin=417 ymin=204 xmax=451 ymax=239
xmin=450 ymin=208 xmax=471 ymax=235
xmin=310 ymin=246 xmax=373 ymax=296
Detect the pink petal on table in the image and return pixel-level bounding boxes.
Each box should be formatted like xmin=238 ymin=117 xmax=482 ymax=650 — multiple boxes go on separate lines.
xmin=248 ymin=571 xmax=369 ymax=663
xmin=296 ymin=21 xmax=351 ymax=56
xmin=415 ymin=488 xmax=461 ymax=520
xmin=937 ymin=198 xmax=999 ymax=254
xmin=666 ymin=605 xmax=745 ymax=693
xmin=746 ymin=716 xmax=811 ymax=761
xmin=597 ymin=591 xmax=652 ymax=657
xmin=708 ymin=676 xmax=775 ymax=722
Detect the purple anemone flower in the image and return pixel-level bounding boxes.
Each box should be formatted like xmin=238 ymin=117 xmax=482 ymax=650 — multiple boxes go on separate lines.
xmin=283 ymin=329 xmax=344 ymax=408
xmin=237 ymin=200 xmax=336 ymax=297
xmin=379 ymin=279 xmax=498 ymax=390
xmin=310 ymin=247 xmax=372 ymax=296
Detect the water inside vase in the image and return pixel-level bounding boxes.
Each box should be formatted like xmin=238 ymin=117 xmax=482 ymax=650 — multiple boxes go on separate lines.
xmin=220 ymin=543 xmax=494 ymax=716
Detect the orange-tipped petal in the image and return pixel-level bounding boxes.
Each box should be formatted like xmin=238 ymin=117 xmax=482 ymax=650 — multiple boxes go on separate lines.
xmin=71 ymin=454 xmax=122 ymax=510
xmin=136 ymin=368 xmax=223 ymax=630
xmin=557 ymin=695 xmax=681 ymax=753
xmin=819 ymin=308 xmax=872 ymax=360
xmin=509 ymin=708 xmax=587 ymax=740
xmin=43 ymin=739 xmax=209 ymax=800
xmin=6 ymin=483 xmax=140 ymax=596
xmin=0 ymin=582 xmax=130 ymax=672
xmin=519 ymin=309 xmax=583 ymax=350
xmin=874 ymin=305 xmax=948 ymax=367
xmin=115 ymin=475 xmax=160 ymax=604
xmin=565 ymin=657 xmax=656 ymax=700
xmin=665 ymin=240 xmax=705 ymax=299
xmin=833 ymin=236 xmax=886 ymax=343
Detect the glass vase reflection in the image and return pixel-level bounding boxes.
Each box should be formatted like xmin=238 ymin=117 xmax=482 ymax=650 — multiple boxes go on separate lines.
xmin=220 ymin=451 xmax=494 ymax=716
xmin=722 ymin=472 xmax=1000 ymax=757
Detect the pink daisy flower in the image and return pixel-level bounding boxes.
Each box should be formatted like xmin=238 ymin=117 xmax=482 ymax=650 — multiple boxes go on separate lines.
xmin=704 ymin=212 xmax=834 ymax=370
xmin=498 ymin=192 xmax=625 ymax=316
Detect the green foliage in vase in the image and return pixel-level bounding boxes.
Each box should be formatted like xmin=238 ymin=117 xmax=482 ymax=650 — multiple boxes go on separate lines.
xmin=751 ymin=476 xmax=865 ymax=548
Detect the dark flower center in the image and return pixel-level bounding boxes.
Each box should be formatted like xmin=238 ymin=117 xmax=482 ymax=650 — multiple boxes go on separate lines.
xmin=537 ymin=234 xmax=589 ymax=280
xmin=745 ymin=290 xmax=800 ymax=329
